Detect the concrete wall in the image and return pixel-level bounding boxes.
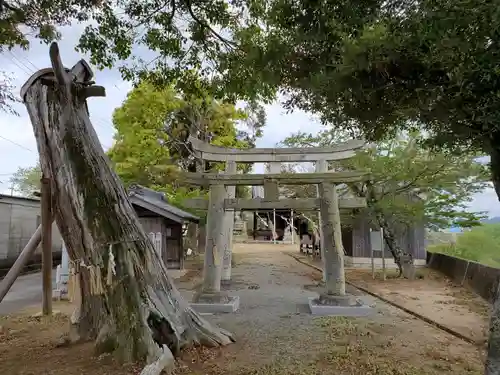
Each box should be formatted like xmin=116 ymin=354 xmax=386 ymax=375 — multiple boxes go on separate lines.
xmin=427 ymin=252 xmax=499 ymax=303
xmin=0 ymin=195 xmax=62 ymax=267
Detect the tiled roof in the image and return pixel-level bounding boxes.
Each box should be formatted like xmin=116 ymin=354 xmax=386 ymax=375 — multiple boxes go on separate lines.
xmin=128 ymin=185 xmax=199 ymax=224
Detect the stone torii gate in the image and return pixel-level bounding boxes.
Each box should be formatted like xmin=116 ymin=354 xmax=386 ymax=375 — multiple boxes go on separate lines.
xmin=184 ymin=137 xmax=373 ymax=315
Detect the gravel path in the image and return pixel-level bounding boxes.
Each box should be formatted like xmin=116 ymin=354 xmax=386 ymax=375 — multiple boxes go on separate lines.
xmin=173 ymin=246 xmax=484 ymax=374
xmin=189 ymin=249 xmax=329 ymax=370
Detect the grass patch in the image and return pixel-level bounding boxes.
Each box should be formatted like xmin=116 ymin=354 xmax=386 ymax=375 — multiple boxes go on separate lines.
xmin=427 ymin=224 xmax=500 ymax=269
xmin=220 ymin=341 xmax=482 ymax=375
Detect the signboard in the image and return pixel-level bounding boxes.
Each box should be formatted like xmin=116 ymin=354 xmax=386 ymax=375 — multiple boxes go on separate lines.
xmin=370 ymin=230 xmax=383 ymax=251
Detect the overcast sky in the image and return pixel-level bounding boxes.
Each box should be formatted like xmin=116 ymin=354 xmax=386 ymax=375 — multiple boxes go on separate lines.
xmin=1 ymin=29 xmax=499 ymax=218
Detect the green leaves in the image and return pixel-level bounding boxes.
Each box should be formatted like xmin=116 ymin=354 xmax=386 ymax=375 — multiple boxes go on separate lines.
xmin=4 ymin=0 xmax=500 ymax=152
xmin=9 ymin=163 xmax=42 ymax=197
xmin=107 ymin=82 xmax=264 ymax=215
xmin=430 ymin=224 xmax=500 ymax=267
xmin=282 ymin=129 xmax=489 ymax=230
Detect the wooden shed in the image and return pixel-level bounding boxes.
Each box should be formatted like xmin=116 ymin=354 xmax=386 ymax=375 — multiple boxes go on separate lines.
xmin=128 ymin=185 xmax=199 ymax=270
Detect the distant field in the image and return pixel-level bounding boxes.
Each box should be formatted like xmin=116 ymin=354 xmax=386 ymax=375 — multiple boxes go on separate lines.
xmin=425 ymin=231 xmax=463 ymax=246
xmin=426 ymin=225 xmax=500 ymax=268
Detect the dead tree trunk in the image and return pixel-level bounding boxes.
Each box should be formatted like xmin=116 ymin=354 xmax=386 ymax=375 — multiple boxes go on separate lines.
xmin=21 ymin=43 xmax=233 ymax=374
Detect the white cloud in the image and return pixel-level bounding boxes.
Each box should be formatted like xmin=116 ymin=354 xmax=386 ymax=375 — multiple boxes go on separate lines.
xmin=1 ymin=28 xmax=499 ymax=219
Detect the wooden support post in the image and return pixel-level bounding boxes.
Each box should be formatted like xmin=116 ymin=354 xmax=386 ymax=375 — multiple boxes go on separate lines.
xmin=201 ymin=184 xmax=226 ymax=294
xmin=41 ymin=177 xmax=53 ymax=315
xmin=197 ymin=222 xmax=206 ymax=254
xmin=381 ymin=228 xmax=386 ymax=281
xmin=272 ymin=210 xmax=277 ymax=244
xmin=316 ymin=159 xmax=327 ymax=280
xmin=252 ymin=212 xmax=257 ymax=240
xmin=221 ymin=161 xmax=236 ymax=283
xmin=0 ymin=224 xmax=44 ymax=303
xmin=370 ymin=228 xmax=375 ymax=279
xmin=185 ymin=222 xmax=197 ymax=257
xmin=318 ymin=182 xmax=346 ymax=296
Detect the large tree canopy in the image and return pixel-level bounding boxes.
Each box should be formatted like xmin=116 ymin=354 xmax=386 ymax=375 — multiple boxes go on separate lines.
xmin=5 ymin=0 xmax=500 ymax=144
xmin=71 ymin=0 xmax=500 ymax=198
xmin=224 ymin=0 xmax=500 ymax=196
xmin=108 ymin=82 xmax=264 ymax=210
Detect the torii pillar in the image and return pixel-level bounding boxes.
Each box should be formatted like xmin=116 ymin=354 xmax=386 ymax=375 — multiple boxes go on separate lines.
xmin=316 ymin=159 xmax=327 ymax=281
xmin=221 ymin=161 xmax=236 ymax=284
xmin=269 ymin=162 xmax=281 ymax=242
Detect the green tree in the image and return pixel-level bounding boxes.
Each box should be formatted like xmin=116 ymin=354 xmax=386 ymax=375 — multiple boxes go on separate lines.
xmin=208 ymin=0 xmax=500 ymax=192
xmin=108 ymin=82 xmax=263 ymax=209
xmin=237 ymin=101 xmax=266 ymax=148
xmin=282 ymin=130 xmax=489 ymax=273
xmin=74 ymin=1 xmax=248 ymax=99
xmin=0 ymin=0 xmax=254 ymax=111
xmin=9 ymin=163 xmax=41 ymax=197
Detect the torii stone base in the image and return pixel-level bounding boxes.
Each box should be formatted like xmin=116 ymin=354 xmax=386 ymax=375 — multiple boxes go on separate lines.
xmin=190 ymin=295 xmax=240 ymax=314
xmin=308 ymin=294 xmax=374 ymax=317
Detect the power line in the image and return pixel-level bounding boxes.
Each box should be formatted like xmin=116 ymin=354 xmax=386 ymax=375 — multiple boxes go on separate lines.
xmin=8 ymin=51 xmax=36 ymax=76
xmin=0 ymin=134 xmax=34 ymax=152
xmin=0 ymin=49 xmax=124 ymax=160
xmin=9 ymin=50 xmax=38 ymax=72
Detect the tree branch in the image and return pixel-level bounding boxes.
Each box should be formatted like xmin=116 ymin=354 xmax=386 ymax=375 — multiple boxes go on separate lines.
xmin=185 ymin=0 xmax=236 ymax=49
xmin=132 ymin=0 xmax=176 ymax=30
xmin=380 ymin=166 xmax=432 ymax=198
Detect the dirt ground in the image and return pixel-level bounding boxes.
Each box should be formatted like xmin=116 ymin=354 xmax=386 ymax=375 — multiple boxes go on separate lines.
xmin=291 ymin=251 xmax=491 ymax=345
xmin=346 ymin=267 xmax=491 ymax=344
xmin=0 ymin=244 xmax=486 ymax=375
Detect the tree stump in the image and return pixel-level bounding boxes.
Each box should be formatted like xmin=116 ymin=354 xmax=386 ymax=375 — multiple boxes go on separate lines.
xmin=21 ymin=42 xmax=234 ymax=375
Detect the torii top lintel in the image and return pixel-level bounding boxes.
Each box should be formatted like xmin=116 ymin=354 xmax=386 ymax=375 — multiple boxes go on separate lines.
xmin=188 ymin=136 xmax=365 ymax=163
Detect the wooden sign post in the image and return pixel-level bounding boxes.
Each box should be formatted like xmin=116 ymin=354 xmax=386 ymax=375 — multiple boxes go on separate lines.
xmin=41 ymin=176 xmax=53 ymax=315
